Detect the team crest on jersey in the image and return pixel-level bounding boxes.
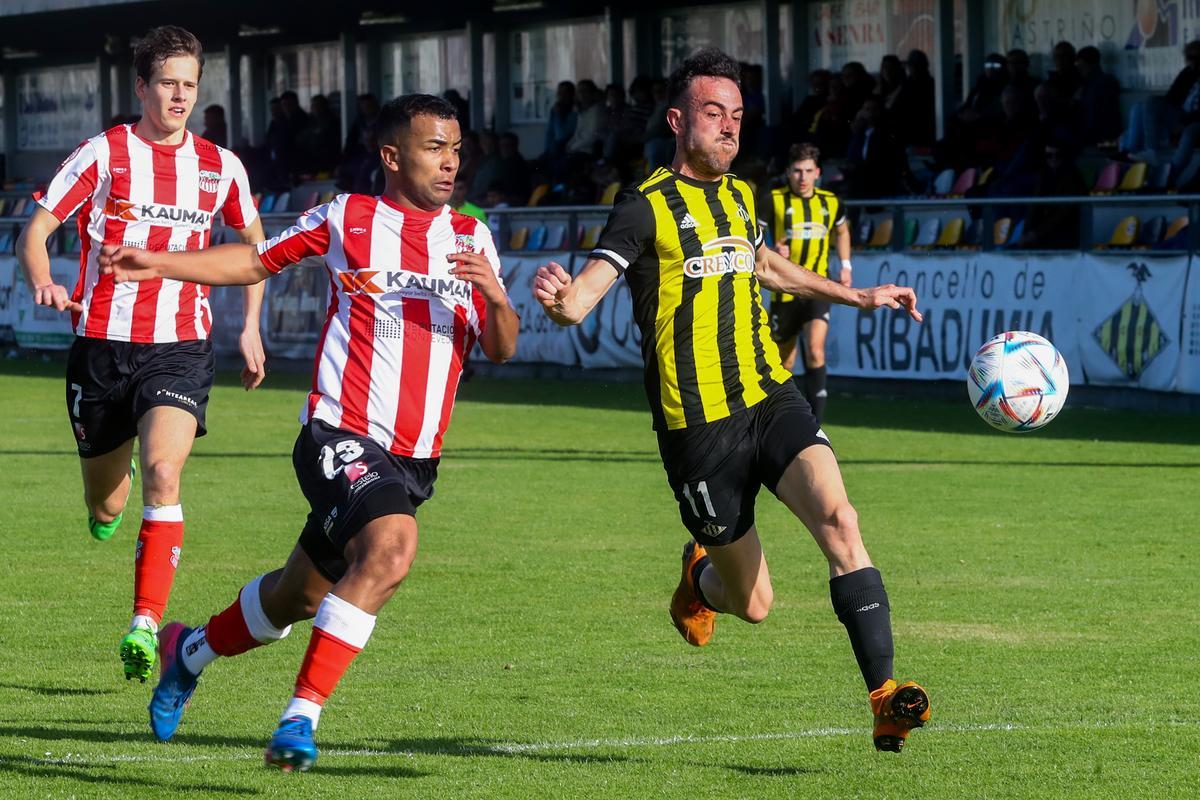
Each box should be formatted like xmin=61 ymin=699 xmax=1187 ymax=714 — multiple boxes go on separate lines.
xmin=735 ymin=203 xmax=751 ymax=222
xmin=683 ymin=236 xmax=755 ymax=279
xmin=790 ymin=221 xmax=830 ymax=240
xmin=454 ymin=233 xmax=476 ymax=253
xmin=198 ymin=169 xmax=221 ymax=193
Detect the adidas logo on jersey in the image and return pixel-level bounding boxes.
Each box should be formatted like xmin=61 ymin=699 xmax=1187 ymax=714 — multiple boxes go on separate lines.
xmin=680 ymin=214 xmax=699 ymax=230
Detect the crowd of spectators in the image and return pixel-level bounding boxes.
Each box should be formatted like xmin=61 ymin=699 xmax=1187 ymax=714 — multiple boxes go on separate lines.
xmin=192 ymin=39 xmax=1200 ymax=250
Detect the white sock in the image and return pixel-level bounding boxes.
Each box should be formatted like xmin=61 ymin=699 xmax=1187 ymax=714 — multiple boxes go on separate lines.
xmin=130 ymin=614 xmax=158 ymax=633
xmin=282 ymin=697 xmax=324 ymax=729
xmin=180 ymin=625 xmax=218 ymax=676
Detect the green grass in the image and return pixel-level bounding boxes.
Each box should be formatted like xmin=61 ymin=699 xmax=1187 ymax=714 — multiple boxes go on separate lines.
xmin=0 ymin=360 xmax=1198 ymax=799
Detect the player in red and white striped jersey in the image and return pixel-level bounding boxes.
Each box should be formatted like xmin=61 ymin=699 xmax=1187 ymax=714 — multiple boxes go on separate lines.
xmin=101 ymin=94 xmax=518 ymax=769
xmin=15 ymin=27 xmax=268 ymax=684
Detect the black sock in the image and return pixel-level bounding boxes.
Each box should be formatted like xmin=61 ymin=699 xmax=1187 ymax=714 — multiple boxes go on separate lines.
xmin=804 ymin=365 xmax=828 ymax=423
xmin=829 ymin=567 xmax=894 ymax=691
xmin=691 ymin=555 xmax=719 ymax=612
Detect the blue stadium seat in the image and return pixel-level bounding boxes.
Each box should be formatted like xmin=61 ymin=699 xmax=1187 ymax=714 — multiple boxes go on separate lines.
xmin=526 ymin=225 xmax=548 ymax=251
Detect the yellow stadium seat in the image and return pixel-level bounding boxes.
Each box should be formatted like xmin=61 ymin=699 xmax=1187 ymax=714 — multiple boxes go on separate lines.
xmin=993 ymin=217 xmax=1012 ymax=246
xmin=527 ymin=183 xmax=550 ymax=207
xmin=578 ymin=224 xmax=603 ymax=251
xmin=1165 ymin=215 xmax=1189 ymax=239
xmin=935 ymin=217 xmax=965 ymax=248
xmin=1117 ymin=162 xmax=1147 ymax=192
xmin=866 ymin=217 xmax=893 ymax=248
xmin=509 ymin=226 xmax=529 ymax=250
xmin=598 ymin=182 xmax=621 ymax=206
xmin=1099 ymin=216 xmax=1140 ymax=248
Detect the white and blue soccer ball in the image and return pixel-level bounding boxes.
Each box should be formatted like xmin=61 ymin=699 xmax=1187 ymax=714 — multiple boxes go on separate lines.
xmin=967 ymin=331 xmax=1069 ymax=432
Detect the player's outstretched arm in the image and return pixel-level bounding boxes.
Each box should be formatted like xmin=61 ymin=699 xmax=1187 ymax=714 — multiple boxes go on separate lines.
xmin=447 ymin=252 xmax=519 ymax=363
xmin=755 ymin=245 xmax=922 ymax=322
xmin=99 ymin=242 xmax=271 ymax=287
xmin=16 ymin=207 xmax=81 ymax=314
xmin=533 ymin=258 xmax=620 ymax=326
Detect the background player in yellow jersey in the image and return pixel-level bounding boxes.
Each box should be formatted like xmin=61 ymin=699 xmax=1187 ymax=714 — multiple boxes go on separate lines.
xmin=762 ymin=143 xmax=851 ymax=422
xmin=534 ymin=47 xmax=931 ymax=752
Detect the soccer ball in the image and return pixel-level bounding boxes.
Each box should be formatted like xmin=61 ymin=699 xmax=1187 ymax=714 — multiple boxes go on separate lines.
xmin=967 ymin=331 xmax=1069 ymax=432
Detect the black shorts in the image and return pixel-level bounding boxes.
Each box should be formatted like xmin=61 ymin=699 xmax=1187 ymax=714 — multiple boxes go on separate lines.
xmin=294 ymin=419 xmax=438 ymax=582
xmin=656 ymin=381 xmax=832 ymax=547
xmin=769 ymin=299 xmax=831 ymax=344
xmin=66 ymin=336 xmax=214 ymax=458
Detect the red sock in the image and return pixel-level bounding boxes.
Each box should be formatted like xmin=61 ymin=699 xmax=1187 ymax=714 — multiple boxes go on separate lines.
xmin=291 ymin=594 xmax=376 ymax=713
xmin=132 ymin=506 xmax=184 ymax=623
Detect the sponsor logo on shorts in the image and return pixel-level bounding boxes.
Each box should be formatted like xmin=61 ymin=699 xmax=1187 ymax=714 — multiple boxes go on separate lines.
xmin=73 ymin=422 xmax=87 ymax=441
xmin=699 ymin=522 xmax=727 ymax=539
xmin=349 ymin=471 xmax=381 ymax=493
xmin=816 ymin=428 xmax=829 ymax=442
xmin=683 ymin=236 xmax=755 ymax=279
xmin=323 ymin=507 xmax=338 ymax=535
xmin=345 ymin=461 xmax=370 ymax=481
xmin=156 ymin=388 xmax=198 ymax=408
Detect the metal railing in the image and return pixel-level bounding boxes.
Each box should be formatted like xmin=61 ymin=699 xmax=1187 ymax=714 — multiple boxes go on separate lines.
xmin=5 ymin=193 xmax=1198 ymax=255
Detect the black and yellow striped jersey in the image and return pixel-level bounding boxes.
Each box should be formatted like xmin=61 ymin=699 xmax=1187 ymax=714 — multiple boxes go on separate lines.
xmin=762 ymin=186 xmax=846 ymax=303
xmin=590 ymin=167 xmax=793 ymax=431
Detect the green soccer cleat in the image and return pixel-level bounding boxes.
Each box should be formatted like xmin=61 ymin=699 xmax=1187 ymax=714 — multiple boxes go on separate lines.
xmin=87 ymin=460 xmax=136 ymax=542
xmin=120 ymin=626 xmax=158 ymax=683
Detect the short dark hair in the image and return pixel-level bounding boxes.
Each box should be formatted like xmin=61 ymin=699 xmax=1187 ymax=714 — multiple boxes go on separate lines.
xmin=668 ymin=47 xmax=741 ymax=106
xmin=1077 ymin=46 xmax=1101 ymax=65
xmin=376 ymin=93 xmax=458 ymax=145
xmin=133 ymin=26 xmax=204 ymax=83
xmin=787 ymin=143 xmax=821 ymax=166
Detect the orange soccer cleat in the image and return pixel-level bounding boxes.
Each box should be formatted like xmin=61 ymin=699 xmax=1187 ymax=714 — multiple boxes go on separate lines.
xmin=870 ymin=679 xmax=931 ymax=752
xmin=669 ymin=540 xmax=717 ymax=647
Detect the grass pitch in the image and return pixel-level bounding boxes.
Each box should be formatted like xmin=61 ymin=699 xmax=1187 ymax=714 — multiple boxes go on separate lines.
xmin=0 ymin=360 xmax=1197 ymax=799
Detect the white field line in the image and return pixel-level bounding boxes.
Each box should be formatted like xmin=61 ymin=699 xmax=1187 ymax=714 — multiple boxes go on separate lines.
xmin=7 ymin=719 xmax=1197 ymax=767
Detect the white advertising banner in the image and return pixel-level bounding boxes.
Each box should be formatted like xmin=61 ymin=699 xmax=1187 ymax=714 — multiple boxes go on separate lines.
xmin=1078 ymin=254 xmax=1188 ymax=391
xmin=11 ymin=256 xmax=75 ymax=349
xmin=1179 ymin=257 xmax=1200 ymax=393
xmin=571 ymin=262 xmax=644 ymax=369
xmin=825 ymin=253 xmax=1085 ymax=383
xmin=499 ymin=253 xmax=577 ymax=365
xmin=261 ymin=258 xmax=328 ymax=360
xmin=0 ymin=256 xmax=19 ymax=341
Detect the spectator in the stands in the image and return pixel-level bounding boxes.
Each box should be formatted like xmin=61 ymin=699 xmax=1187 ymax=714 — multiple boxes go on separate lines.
xmin=952 ymin=53 xmax=1009 ymax=162
xmin=840 ymin=61 xmax=875 ymax=121
xmin=644 ymin=78 xmax=674 ymax=167
xmin=877 ymin=55 xmax=905 ymax=103
xmin=1005 ymin=48 xmax=1040 ymax=106
xmin=740 ymin=62 xmax=767 ymax=155
xmin=624 ymin=76 xmax=655 ymax=141
xmin=892 ymin=50 xmax=936 ymax=148
xmin=264 ymin=97 xmax=297 ymax=188
xmin=469 ymin=130 xmax=501 ymax=203
xmin=980 ymin=86 xmax=1042 ymax=199
xmin=1121 ymin=39 xmax=1200 ymax=160
xmin=542 ymin=80 xmax=577 ymax=159
xmin=567 ymin=79 xmax=604 ymax=156
xmin=1034 ymin=82 xmax=1082 ymax=153
xmin=297 ymin=94 xmax=341 ymax=175
xmin=791 ymin=68 xmax=831 ymax=143
xmin=443 ymin=89 xmax=469 ymax=130
xmin=602 ymin=82 xmax=628 ymax=161
xmin=812 ymin=76 xmax=854 ymax=158
xmin=1020 ymin=141 xmax=1087 ymax=249
xmin=1074 ymin=46 xmax=1122 ymax=145
xmin=841 ymin=97 xmax=909 ymax=198
xmin=451 ymin=175 xmax=487 ymax=223
xmin=342 ymin=93 xmax=379 ymax=162
xmin=201 ymin=104 xmax=227 ymax=148
xmin=457 ymin=129 xmax=481 ymax=188
xmin=1046 ymin=41 xmax=1081 ymax=101
xmin=497 ymin=132 xmax=532 ymax=204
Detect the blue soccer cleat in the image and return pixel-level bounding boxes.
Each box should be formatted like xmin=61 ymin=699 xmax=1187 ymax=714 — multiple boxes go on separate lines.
xmin=148 ymin=622 xmax=199 ymax=742
xmin=264 ymin=716 xmax=318 ymax=772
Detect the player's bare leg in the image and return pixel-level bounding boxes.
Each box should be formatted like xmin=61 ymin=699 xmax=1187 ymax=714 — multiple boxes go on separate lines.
xmin=697 ymin=528 xmax=774 ymax=623
xmin=266 ymin=514 xmax=418 ymax=771
xmin=777 ymin=336 xmax=799 ymax=372
xmin=775 ymin=445 xmax=930 ymax=751
xmin=801 ymin=318 xmax=829 ymax=422
xmin=121 ymin=407 xmax=197 ymax=681
xmin=80 ymin=439 xmax=135 ymax=540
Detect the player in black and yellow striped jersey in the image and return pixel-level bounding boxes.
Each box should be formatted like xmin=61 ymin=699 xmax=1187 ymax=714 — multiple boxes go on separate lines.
xmin=533 ymin=47 xmax=931 ymax=752
xmin=762 ymin=143 xmax=852 ymax=423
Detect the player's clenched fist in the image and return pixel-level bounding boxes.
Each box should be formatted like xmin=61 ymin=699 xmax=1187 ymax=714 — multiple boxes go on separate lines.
xmin=446 ymin=252 xmax=507 ymax=305
xmin=533 ymin=262 xmax=572 ymax=308
xmin=98 ymin=244 xmax=157 ymax=283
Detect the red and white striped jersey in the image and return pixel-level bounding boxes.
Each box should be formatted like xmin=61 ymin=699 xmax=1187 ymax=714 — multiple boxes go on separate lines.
xmin=258 ymin=193 xmax=504 ymax=459
xmin=34 ymin=124 xmax=258 ymax=343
